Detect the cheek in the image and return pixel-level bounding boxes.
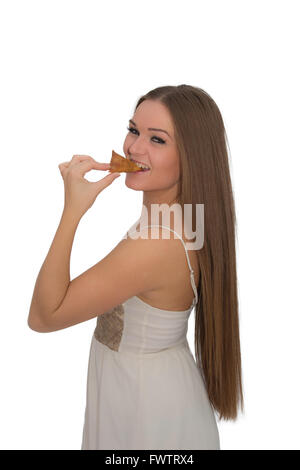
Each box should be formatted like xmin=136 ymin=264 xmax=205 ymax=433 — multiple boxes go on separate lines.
xmin=152 ymin=160 xmax=180 ymax=185
xmin=161 ymin=157 xmax=180 ymax=179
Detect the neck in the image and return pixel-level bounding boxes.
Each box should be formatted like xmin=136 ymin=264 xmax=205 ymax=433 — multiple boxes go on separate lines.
xmin=138 ymin=187 xmax=182 ymax=229
xmin=142 ymin=186 xmax=179 ymax=216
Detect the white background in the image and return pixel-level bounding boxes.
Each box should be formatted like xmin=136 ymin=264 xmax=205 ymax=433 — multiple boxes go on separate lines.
xmin=0 ymin=0 xmax=299 ymax=450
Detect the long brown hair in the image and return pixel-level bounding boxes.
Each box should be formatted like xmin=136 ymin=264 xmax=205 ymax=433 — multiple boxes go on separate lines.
xmin=134 ymin=84 xmax=244 ymax=421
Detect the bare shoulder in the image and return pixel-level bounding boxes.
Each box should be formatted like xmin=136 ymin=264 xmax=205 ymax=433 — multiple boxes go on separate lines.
xmin=120 ymin=225 xmax=183 ymax=277
xmin=124 ymin=224 xmax=196 ymax=281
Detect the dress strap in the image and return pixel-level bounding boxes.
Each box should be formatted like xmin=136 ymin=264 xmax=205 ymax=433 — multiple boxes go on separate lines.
xmin=136 ymin=224 xmax=198 ymax=307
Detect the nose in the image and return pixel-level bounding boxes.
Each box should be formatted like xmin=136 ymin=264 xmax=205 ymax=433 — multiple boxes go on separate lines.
xmin=126 ymin=134 xmax=149 ymax=157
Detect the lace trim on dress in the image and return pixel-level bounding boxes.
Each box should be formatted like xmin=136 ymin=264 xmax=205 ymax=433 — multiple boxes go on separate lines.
xmin=94 ymin=304 xmax=124 ymax=351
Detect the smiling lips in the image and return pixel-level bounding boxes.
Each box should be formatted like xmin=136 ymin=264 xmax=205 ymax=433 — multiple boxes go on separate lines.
xmin=129 ymin=158 xmax=151 ymax=171
xmin=109 ymin=150 xmax=150 ymax=172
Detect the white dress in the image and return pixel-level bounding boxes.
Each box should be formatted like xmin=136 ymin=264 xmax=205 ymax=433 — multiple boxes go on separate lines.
xmin=81 ymin=225 xmax=220 ymax=450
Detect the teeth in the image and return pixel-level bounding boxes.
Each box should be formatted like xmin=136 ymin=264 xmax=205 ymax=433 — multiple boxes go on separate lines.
xmin=132 ymin=160 xmax=150 ymax=170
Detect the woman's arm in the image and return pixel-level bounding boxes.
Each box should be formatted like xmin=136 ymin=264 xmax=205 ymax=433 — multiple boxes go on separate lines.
xmin=27 ymin=209 xmax=81 ymax=330
xmin=27 ymin=154 xmax=120 ymax=331
xmin=28 ymin=226 xmax=174 ymax=333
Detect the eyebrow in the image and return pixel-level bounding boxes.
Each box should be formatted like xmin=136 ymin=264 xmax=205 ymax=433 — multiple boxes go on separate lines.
xmin=129 ymin=119 xmax=172 ymax=139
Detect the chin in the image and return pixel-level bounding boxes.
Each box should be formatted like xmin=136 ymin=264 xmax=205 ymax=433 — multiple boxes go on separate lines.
xmin=125 ymin=178 xmax=147 ymax=190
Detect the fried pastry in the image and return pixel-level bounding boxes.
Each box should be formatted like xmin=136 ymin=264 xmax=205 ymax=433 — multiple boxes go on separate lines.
xmin=109 ymin=150 xmax=142 ymax=173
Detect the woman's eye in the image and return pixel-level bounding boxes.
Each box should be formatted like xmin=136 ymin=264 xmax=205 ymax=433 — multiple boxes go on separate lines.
xmin=126 ymin=126 xmax=165 ymax=144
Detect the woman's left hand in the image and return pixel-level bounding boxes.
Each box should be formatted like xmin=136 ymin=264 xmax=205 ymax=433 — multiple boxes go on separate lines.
xmin=58 ymin=154 xmax=120 ymax=220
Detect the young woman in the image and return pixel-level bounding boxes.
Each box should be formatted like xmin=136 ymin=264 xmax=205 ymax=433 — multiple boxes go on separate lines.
xmin=28 ymin=84 xmax=244 ymax=450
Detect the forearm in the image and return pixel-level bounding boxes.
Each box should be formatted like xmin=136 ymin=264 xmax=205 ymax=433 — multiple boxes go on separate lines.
xmin=28 ymin=209 xmax=81 ymax=326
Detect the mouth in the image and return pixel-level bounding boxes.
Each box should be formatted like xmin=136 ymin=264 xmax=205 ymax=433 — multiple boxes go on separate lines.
xmin=129 ymin=158 xmax=151 ymax=172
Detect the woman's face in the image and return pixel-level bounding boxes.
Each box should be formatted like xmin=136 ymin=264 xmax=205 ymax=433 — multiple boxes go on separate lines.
xmin=123 ymin=100 xmax=181 ymax=195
